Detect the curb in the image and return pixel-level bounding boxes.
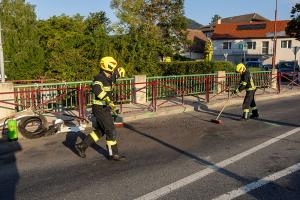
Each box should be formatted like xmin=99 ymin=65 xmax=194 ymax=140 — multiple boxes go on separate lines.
xmin=119 ymin=91 xmax=300 ymax=123
xmin=7 ymin=91 xmax=300 ymax=140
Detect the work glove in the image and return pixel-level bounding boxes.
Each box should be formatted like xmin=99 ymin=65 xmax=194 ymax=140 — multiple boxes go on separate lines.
xmin=108 ymin=102 xmax=116 ymax=112
xmin=231 ymin=89 xmax=239 ymax=95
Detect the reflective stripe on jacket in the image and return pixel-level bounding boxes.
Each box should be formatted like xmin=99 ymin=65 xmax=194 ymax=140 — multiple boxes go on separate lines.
xmin=92 ymin=71 xmax=113 ymax=105
xmin=238 ymin=70 xmax=256 ymax=92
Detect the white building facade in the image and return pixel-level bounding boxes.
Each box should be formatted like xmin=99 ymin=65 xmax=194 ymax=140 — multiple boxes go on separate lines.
xmin=212 ymin=20 xmax=300 ymax=65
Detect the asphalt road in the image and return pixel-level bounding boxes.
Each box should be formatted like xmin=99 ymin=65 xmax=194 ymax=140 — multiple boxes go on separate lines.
xmin=1 ymin=95 xmax=300 ymax=200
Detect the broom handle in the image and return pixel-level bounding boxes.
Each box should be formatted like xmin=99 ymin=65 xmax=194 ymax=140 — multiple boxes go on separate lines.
xmin=216 ymin=96 xmax=231 ymax=120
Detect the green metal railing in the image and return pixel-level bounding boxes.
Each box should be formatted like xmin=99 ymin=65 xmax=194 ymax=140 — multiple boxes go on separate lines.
xmin=146 ymin=74 xmax=216 ymax=100
xmin=13 ymin=78 xmax=134 ymax=111
xmin=252 ymin=71 xmax=272 ymax=87
xmin=12 ymin=71 xmax=273 ymax=112
xmin=226 ymin=71 xmax=272 ymax=89
xmin=14 ymin=81 xmax=91 ymax=111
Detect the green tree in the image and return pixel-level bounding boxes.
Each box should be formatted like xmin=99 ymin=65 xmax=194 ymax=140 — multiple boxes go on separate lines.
xmin=37 ymin=15 xmax=87 ymax=81
xmin=111 ymin=0 xmax=187 ymax=74
xmin=286 ymin=3 xmax=300 ymax=41
xmin=83 ymin=12 xmax=111 ymax=75
xmin=210 ymin=14 xmax=221 ymax=25
xmin=38 ymin=13 xmax=109 ymax=81
xmin=0 ymin=0 xmax=44 ymax=80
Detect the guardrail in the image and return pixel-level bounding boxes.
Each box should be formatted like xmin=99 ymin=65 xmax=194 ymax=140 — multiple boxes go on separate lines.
xmin=0 ymin=71 xmax=276 ymax=118
xmin=147 ymin=74 xmax=216 ymax=100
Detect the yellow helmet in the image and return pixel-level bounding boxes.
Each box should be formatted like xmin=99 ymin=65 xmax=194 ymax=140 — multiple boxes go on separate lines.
xmin=100 ymin=56 xmax=118 ymax=73
xmin=117 ymin=67 xmax=126 ymax=78
xmin=236 ymin=63 xmax=246 ymax=73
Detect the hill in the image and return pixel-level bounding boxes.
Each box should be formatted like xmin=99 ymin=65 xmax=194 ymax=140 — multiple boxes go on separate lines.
xmin=186 ymin=18 xmax=203 ymax=29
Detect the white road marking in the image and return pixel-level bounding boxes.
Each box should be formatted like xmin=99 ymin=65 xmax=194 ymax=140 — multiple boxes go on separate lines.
xmin=212 ymin=162 xmax=300 ymax=200
xmin=263 ymin=122 xmax=281 ymax=127
xmin=134 ymin=127 xmax=300 ymax=200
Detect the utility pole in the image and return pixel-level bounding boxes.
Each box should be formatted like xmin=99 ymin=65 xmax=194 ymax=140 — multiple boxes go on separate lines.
xmin=0 ymin=21 xmax=5 ymax=83
xmin=292 ymin=46 xmax=300 ymax=61
xmin=272 ymin=0 xmax=278 ymax=70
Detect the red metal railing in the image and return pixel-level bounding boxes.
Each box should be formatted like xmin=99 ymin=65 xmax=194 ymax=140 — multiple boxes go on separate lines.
xmin=0 ymin=72 xmax=286 ymax=122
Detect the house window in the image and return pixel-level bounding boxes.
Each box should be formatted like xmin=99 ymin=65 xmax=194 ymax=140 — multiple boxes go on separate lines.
xmin=281 ymin=40 xmax=292 ymax=48
xmin=223 ymin=42 xmax=231 ymax=49
xmin=262 ymin=41 xmax=269 ymax=54
xmin=247 ymin=42 xmax=256 ymax=49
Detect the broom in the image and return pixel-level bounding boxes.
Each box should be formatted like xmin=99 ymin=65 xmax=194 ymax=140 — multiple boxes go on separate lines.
xmin=210 ymin=95 xmax=231 ymax=124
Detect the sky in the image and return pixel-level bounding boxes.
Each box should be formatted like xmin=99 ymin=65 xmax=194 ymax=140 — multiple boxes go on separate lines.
xmin=26 ymin=0 xmax=298 ymax=25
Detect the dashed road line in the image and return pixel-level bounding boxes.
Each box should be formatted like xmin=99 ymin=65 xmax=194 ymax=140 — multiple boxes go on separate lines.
xmin=134 ymin=127 xmax=300 ymax=200
xmin=212 ymin=162 xmax=300 ymax=200
xmin=263 ymin=122 xmax=281 ymax=127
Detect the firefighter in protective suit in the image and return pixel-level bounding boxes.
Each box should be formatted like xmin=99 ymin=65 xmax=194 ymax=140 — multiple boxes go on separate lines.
xmin=232 ymin=63 xmax=259 ymax=120
xmin=75 ymin=56 xmax=126 ymax=161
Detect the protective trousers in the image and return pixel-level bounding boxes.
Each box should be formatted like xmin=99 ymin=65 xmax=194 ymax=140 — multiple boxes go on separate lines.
xmin=242 ymin=90 xmax=257 ymax=114
xmin=84 ymin=104 xmax=119 ymax=156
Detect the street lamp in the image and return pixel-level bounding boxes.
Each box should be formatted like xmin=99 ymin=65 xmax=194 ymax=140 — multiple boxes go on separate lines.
xmin=0 ymin=21 xmax=5 ymax=83
xmin=272 ymin=0 xmax=278 ymax=70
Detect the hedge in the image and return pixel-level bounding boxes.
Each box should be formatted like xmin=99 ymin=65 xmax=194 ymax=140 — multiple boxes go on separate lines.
xmin=159 ymin=61 xmax=236 ymax=75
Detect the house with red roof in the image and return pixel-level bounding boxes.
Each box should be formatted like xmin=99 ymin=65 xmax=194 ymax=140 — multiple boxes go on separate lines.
xmin=183 ymin=29 xmax=208 ymax=59
xmin=201 ymin=13 xmax=270 ymax=39
xmin=211 ymin=20 xmax=300 ymax=65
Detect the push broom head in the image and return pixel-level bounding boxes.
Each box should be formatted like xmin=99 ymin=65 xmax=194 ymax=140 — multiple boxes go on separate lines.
xmin=112 ymin=110 xmax=124 ymax=127
xmin=210 ymin=119 xmax=224 ymax=124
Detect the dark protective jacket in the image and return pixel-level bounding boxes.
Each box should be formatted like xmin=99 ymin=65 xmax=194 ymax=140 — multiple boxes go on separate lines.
xmin=92 ymin=71 xmax=113 ymax=105
xmin=237 ymin=69 xmax=256 ymax=92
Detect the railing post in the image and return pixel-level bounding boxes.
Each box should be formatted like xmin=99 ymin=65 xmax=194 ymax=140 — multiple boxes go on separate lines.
xmin=217 ymin=71 xmax=225 ymax=93
xmin=0 ymin=82 xmax=15 ymax=119
xmin=277 ymin=71 xmax=281 ymax=94
xmin=270 ymin=69 xmax=278 ymax=91
xmin=119 ymin=84 xmax=123 ymax=113
xmin=77 ymin=86 xmax=81 ymax=120
xmin=134 ymin=75 xmax=147 ymax=104
xmin=205 ymin=77 xmax=210 ymax=103
xmin=31 ymin=89 xmax=35 ymax=109
xmin=152 ymin=80 xmax=158 ymax=112
xmin=81 ymin=86 xmax=85 ymax=122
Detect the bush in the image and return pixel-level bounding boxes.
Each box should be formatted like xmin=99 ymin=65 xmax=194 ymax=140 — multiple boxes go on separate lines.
xmin=159 ymin=60 xmax=235 ymax=76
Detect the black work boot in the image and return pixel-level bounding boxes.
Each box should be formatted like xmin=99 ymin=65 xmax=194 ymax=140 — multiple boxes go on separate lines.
xmin=75 ymin=134 xmax=96 ymax=158
xmin=75 ymin=141 xmax=88 ymax=158
xmin=239 ymin=112 xmax=249 ymax=121
xmin=107 ymin=143 xmax=126 ymax=161
xmin=250 ymin=109 xmax=259 ymax=119
xmin=108 ymin=154 xmax=126 ymax=161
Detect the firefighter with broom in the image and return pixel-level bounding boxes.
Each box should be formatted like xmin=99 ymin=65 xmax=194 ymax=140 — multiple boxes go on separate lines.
xmin=75 ymin=56 xmax=126 ymax=161
xmin=232 ymin=63 xmax=259 ymax=121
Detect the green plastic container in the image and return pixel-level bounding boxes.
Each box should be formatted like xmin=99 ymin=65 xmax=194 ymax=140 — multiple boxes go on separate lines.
xmin=7 ymin=119 xmax=18 ymax=141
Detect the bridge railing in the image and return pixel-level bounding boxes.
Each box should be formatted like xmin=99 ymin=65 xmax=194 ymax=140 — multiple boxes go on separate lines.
xmin=1 ymin=71 xmax=274 ymax=115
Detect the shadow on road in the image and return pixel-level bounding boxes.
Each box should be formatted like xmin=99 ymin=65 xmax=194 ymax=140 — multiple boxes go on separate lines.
xmin=183 ymin=95 xmax=300 ymax=127
xmin=0 ymin=139 xmax=22 ymax=200
xmin=63 ymin=131 xmax=107 ymax=158
xmin=124 ymin=122 xmax=300 ymax=199
xmin=124 ymin=123 xmax=252 ymax=184
xmin=193 ymin=100 xmax=300 ymax=127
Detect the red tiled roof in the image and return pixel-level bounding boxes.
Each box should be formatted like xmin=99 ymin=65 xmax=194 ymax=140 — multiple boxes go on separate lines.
xmin=187 ymin=29 xmax=208 ymax=41
xmin=200 ymin=13 xmax=269 ymax=33
xmin=186 ymin=29 xmax=208 ymax=53
xmin=221 ymin=13 xmax=269 ymax=24
xmin=212 ymin=20 xmax=290 ymax=40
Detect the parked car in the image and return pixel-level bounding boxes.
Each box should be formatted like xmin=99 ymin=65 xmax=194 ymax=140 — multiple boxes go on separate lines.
xmin=245 ymin=61 xmax=263 ymax=68
xmin=245 ymin=61 xmax=265 ymax=72
xmin=262 ymin=64 xmax=273 ymax=71
xmin=277 ymin=61 xmax=299 ymax=81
